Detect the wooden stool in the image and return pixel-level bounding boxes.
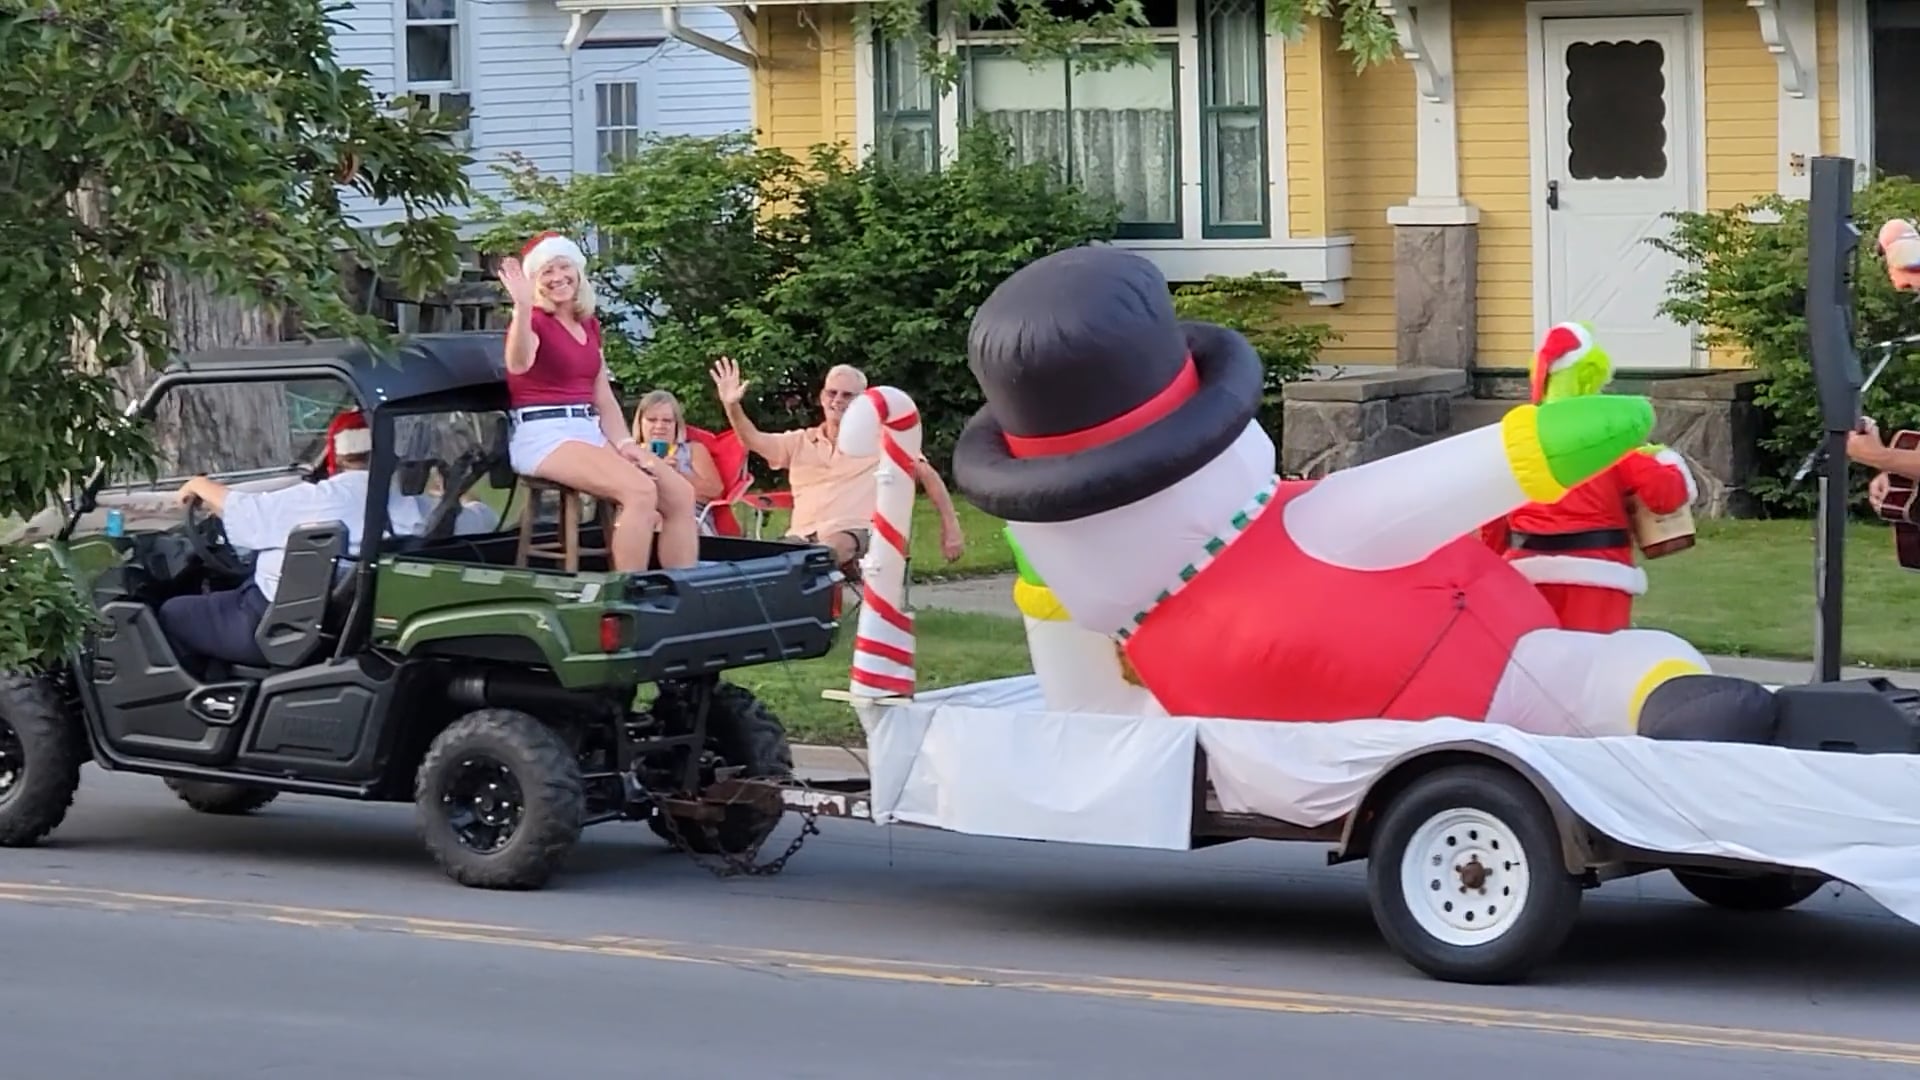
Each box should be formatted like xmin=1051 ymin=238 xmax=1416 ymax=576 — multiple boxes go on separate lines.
xmin=516 ymin=478 xmax=610 ymax=572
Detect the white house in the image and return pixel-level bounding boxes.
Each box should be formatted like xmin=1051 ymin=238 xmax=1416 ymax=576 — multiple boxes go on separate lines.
xmin=329 ymin=0 xmax=754 ymax=232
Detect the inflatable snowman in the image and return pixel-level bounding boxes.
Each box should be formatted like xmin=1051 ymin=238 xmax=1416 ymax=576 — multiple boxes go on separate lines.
xmin=950 ymin=246 xmax=1776 ymax=743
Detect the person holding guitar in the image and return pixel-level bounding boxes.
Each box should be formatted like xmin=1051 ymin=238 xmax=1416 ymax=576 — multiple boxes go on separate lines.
xmin=1842 ymin=219 xmax=1920 ymax=568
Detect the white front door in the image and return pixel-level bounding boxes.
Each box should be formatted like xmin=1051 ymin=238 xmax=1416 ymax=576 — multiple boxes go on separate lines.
xmin=571 ymin=47 xmax=659 ymax=178
xmin=1538 ymin=15 xmax=1698 ymax=368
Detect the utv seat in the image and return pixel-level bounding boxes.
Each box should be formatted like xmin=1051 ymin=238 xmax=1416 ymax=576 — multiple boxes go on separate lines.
xmin=229 ymin=521 xmax=359 ymax=679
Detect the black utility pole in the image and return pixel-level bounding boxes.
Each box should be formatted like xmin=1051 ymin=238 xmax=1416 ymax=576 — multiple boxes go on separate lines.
xmin=1805 ymin=155 xmax=1864 ymax=683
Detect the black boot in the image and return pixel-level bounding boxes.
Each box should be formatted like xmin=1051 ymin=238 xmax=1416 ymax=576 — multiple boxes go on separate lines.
xmin=1637 ymin=673 xmax=1778 ymax=744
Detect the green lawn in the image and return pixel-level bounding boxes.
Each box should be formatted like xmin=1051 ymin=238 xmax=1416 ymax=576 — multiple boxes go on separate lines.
xmin=1637 ymin=516 xmax=1920 ymax=667
xmin=731 ymin=609 xmax=1032 ymax=745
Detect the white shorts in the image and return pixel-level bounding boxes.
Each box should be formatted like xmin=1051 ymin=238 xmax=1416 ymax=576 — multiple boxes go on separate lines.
xmin=509 ymin=412 xmax=607 ymax=475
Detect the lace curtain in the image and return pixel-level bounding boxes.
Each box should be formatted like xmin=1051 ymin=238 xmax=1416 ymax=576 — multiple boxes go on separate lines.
xmin=967 ymin=51 xmax=1179 ymax=229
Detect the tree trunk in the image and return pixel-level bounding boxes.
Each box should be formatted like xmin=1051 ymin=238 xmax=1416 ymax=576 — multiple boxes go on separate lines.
xmin=68 ymin=183 xmax=295 ymax=482
xmin=134 ymin=270 xmax=294 ymax=478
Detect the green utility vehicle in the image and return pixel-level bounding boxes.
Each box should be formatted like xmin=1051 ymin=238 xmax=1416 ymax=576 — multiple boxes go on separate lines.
xmin=0 ymin=334 xmax=843 ymax=889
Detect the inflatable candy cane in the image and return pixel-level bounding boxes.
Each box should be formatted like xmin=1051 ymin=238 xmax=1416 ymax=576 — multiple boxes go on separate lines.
xmin=836 ymin=386 xmax=923 ymax=699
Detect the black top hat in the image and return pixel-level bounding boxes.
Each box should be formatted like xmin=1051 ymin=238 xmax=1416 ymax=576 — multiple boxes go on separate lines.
xmin=951 ymin=246 xmax=1265 ymax=523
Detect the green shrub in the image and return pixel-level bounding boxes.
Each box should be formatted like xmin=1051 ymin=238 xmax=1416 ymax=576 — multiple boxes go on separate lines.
xmin=736 ymin=124 xmax=1122 ymax=467
xmin=1654 ymin=174 xmax=1920 ymax=514
xmin=1170 ymin=272 xmax=1337 ymax=435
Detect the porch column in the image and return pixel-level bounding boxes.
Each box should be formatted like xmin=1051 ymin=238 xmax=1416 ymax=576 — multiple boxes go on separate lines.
xmin=1751 ymin=0 xmax=1822 ymax=199
xmin=1379 ymin=0 xmax=1478 ymax=371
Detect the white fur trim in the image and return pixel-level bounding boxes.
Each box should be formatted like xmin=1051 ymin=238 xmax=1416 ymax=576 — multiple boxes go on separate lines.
xmin=332 ymin=428 xmax=372 ymax=456
xmin=523 ymin=234 xmax=587 ymax=279
xmin=1509 ymin=554 xmax=1648 ymax=595
xmin=1652 ymin=447 xmax=1698 ymax=503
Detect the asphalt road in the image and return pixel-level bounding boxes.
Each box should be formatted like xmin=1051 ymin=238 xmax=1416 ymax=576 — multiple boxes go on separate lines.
xmin=6 ymin=767 xmax=1920 ymax=1079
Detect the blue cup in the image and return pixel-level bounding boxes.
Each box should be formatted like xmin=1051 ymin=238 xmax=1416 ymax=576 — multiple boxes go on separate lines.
xmin=105 ymin=508 xmax=124 ymax=538
xmin=648 ymin=440 xmax=669 ymax=457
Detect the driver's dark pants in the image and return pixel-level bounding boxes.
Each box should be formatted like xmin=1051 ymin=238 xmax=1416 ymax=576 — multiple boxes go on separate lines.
xmin=158 ymin=584 xmax=270 ymax=675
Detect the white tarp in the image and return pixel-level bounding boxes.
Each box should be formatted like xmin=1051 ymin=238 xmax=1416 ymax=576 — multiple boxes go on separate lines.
xmin=857 ymin=675 xmax=1920 ymax=926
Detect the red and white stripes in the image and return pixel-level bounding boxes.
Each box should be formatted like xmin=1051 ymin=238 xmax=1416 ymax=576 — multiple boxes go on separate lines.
xmin=836 ymin=386 xmax=923 ymax=699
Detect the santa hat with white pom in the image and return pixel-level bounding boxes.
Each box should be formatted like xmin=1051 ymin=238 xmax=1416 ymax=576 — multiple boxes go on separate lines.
xmin=520 ymin=230 xmax=588 ymax=279
xmin=1528 ymin=321 xmax=1612 ymax=404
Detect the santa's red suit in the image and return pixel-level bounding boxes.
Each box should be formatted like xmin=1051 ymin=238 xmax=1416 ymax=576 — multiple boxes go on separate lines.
xmin=1480 ymin=446 xmax=1694 ymax=632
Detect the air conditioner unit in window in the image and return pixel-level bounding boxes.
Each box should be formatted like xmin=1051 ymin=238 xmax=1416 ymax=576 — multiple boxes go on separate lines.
xmin=402 ymin=90 xmax=474 ymax=149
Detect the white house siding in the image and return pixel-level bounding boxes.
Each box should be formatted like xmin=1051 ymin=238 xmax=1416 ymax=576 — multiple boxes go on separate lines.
xmin=330 ymin=3 xmax=751 ymax=235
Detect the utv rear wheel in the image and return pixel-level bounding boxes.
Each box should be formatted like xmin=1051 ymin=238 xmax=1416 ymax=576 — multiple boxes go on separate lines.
xmin=415 ymin=708 xmax=585 ymax=890
xmin=649 ymin=680 xmax=792 ymax=855
xmin=0 ymin=675 xmax=85 ymax=847
xmin=163 ymin=779 xmax=279 ymax=816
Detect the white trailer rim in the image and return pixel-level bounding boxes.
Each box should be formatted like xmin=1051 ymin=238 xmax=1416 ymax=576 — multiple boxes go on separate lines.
xmin=1399 ymin=807 xmax=1532 ymax=947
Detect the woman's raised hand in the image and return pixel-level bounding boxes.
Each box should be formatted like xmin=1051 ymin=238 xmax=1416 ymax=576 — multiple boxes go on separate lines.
xmin=496 ymin=256 xmax=536 ymax=309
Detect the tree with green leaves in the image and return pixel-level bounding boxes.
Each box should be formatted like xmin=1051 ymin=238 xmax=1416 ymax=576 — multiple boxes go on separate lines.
xmin=862 ymin=0 xmax=1400 ymax=86
xmin=0 ymin=0 xmax=474 ymax=670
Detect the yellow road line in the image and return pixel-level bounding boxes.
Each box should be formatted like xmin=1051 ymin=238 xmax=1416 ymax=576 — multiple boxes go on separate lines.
xmin=1 ymin=881 xmax=1916 ymax=1066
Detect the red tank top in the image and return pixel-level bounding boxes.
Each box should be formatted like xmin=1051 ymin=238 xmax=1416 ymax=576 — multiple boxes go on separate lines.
xmin=508 ymin=309 xmax=604 ymax=408
xmin=1121 ymin=481 xmax=1559 ymax=723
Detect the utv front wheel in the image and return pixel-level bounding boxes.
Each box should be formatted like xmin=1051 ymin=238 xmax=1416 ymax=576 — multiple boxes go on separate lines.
xmin=415 ymin=708 xmax=585 ymax=890
xmin=0 ymin=675 xmax=85 ymax=847
xmin=163 ymin=779 xmax=279 ymax=816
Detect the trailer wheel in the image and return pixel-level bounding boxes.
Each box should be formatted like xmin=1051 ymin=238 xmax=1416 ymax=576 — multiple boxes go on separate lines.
xmin=1367 ymin=764 xmax=1583 ymax=985
xmin=1670 ymin=869 xmax=1826 ymax=912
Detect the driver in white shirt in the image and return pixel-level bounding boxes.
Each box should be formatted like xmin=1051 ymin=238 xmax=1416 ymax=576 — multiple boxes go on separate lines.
xmin=158 ymin=412 xmax=378 ymax=675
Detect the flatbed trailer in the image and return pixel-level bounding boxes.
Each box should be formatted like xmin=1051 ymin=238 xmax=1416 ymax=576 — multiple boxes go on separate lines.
xmin=668 ymin=156 xmax=1920 ymax=985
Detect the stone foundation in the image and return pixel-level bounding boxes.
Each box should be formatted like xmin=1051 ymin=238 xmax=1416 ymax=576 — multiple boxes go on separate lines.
xmin=1281 ymin=367 xmax=1467 ymax=478
xmin=1393 ymin=224 xmax=1478 ymax=370
xmin=1633 ymin=371 xmax=1765 ymax=518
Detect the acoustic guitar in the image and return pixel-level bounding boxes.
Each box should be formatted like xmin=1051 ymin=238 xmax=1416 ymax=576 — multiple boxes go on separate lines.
xmin=1874 ymin=429 xmax=1920 ymax=572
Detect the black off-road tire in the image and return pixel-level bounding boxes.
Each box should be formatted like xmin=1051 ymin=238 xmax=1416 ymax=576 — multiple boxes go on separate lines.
xmin=1367 ymin=764 xmax=1585 ymax=985
xmin=0 ymin=675 xmax=85 ymax=847
xmin=1671 ymin=868 xmax=1826 ymax=912
xmin=649 ymin=680 xmax=792 ymax=855
xmin=162 ymin=779 xmax=280 ymax=816
xmin=414 ymin=708 xmax=585 ymax=890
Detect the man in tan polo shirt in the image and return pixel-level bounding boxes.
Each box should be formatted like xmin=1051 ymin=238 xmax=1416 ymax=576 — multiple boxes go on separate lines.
xmin=710 ymin=358 xmax=965 ymax=571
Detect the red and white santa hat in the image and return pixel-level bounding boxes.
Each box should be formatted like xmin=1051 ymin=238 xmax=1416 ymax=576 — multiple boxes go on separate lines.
xmin=323 ymin=409 xmax=372 ymax=472
xmin=1529 ymin=321 xmax=1609 ymax=404
xmin=521 ymin=230 xmax=588 ymax=279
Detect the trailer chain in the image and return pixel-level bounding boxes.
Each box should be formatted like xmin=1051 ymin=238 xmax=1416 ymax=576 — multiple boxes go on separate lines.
xmin=654 ymin=782 xmax=821 ymax=879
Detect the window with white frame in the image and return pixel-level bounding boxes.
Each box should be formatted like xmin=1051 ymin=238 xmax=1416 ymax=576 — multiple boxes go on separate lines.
xmin=869 ymin=0 xmax=1270 ymax=241
xmin=402 ymin=0 xmax=472 ymax=139
xmin=1199 ymin=0 xmax=1268 ymax=237
xmin=1870 ymin=0 xmax=1920 ymax=179
xmin=874 ymin=6 xmax=940 ymax=171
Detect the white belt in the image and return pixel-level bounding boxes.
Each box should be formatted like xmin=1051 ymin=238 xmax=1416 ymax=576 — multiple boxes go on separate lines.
xmin=510 ymin=404 xmax=597 ymax=424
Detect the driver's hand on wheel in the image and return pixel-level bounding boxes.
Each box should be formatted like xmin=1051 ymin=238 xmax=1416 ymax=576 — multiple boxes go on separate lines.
xmin=176 ymin=476 xmax=227 ymax=513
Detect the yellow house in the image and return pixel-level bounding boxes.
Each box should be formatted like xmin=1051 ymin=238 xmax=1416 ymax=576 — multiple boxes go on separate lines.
xmin=552 ymin=0 xmax=1914 ymax=375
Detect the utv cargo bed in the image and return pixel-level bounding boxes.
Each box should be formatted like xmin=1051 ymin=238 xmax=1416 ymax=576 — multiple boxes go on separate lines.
xmin=372 ymin=535 xmax=843 ymax=687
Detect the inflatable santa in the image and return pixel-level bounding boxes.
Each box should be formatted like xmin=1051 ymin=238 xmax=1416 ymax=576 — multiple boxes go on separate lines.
xmin=951 ymin=246 xmax=1779 ymax=743
xmin=1478 ymin=323 xmax=1697 ymax=633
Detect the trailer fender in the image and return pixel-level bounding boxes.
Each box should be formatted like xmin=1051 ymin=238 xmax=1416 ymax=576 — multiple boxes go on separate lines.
xmin=1330 ymin=741 xmax=1601 ymax=878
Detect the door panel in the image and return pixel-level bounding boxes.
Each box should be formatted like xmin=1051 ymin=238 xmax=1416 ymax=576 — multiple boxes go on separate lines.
xmin=1541 ymin=16 xmax=1696 ymax=368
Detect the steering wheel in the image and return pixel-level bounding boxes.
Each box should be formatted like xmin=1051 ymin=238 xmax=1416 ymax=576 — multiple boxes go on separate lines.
xmin=183 ymin=496 xmax=253 ymax=580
